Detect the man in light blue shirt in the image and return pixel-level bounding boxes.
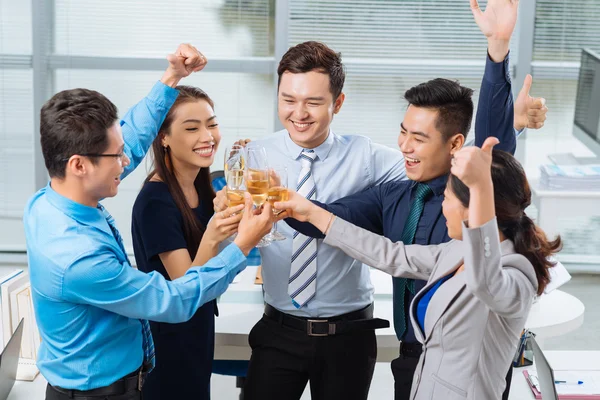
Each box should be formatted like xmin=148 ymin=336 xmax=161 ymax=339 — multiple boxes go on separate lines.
xmin=23 ymin=44 xmax=273 ymax=400
xmin=214 ymin=39 xmax=547 ymax=400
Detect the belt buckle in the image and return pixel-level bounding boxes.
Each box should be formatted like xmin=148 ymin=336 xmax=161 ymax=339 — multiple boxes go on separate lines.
xmin=307 ymin=319 xmax=333 ymax=337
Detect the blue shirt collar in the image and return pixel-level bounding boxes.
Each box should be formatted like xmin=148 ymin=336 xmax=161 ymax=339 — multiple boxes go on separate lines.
xmin=282 ymin=129 xmax=335 ymax=162
xmin=44 ymin=182 xmax=112 ymax=235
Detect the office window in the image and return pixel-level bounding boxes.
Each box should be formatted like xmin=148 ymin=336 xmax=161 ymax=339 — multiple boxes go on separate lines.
xmin=0 ymin=0 xmax=33 ymax=219
xmin=288 ymin=0 xmax=517 ymax=145
xmin=0 ymin=0 xmax=32 ymax=54
xmin=533 ymin=0 xmax=600 ymax=62
xmin=289 ymin=0 xmax=518 ymax=60
xmin=526 ymin=0 xmax=600 ymax=176
xmin=54 ymin=0 xmax=274 ymax=57
xmin=333 ymin=74 xmax=482 ymax=148
xmin=0 ymin=70 xmax=34 ymax=218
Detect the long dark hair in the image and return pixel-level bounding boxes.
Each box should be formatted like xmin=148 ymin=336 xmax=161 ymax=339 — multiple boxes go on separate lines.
xmin=448 ymin=150 xmax=562 ymax=295
xmin=145 ymin=86 xmax=216 ymax=258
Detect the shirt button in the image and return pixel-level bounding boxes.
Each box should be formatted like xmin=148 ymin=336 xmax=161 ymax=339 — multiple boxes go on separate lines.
xmin=485 ymin=251 xmax=491 ymax=258
xmin=484 ymin=243 xmax=491 ymax=251
xmin=484 ymin=237 xmax=490 ymax=244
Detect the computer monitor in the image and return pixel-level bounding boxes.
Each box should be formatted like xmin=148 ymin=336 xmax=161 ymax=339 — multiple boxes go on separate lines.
xmin=0 ymin=319 xmax=24 ymax=400
xmin=573 ymin=48 xmax=600 ymax=159
xmin=531 ymin=335 xmax=559 ymax=400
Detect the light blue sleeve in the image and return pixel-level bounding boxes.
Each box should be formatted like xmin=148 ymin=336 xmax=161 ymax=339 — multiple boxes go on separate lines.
xmin=368 ymin=140 xmax=407 ymax=185
xmin=120 ymin=81 xmax=180 ymax=179
xmin=61 ymin=243 xmax=246 ymax=323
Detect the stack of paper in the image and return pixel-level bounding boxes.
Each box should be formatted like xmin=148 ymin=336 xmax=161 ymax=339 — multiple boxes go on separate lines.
xmin=0 ymin=270 xmax=40 ymax=381
xmin=539 ymin=164 xmax=600 ymax=191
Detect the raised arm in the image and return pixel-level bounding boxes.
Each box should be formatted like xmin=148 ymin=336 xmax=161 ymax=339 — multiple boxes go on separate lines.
xmin=282 ymin=184 xmax=388 ymax=238
xmin=276 ymin=193 xmax=446 ymax=280
xmin=471 ymin=0 xmax=518 ymax=154
xmin=121 ymin=44 xmax=207 ymax=179
xmin=451 ymin=137 xmax=537 ymax=316
xmin=323 ymin=217 xmax=446 ymax=280
xmin=65 ymin=195 xmax=273 ymax=322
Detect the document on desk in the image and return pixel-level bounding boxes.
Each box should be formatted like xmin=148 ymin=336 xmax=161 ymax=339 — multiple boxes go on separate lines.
xmin=554 ymin=371 xmax=600 ymax=396
xmin=525 ymin=369 xmax=600 ymax=398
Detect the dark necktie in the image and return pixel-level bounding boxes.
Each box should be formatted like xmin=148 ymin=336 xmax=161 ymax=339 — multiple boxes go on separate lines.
xmin=98 ymin=204 xmax=155 ymax=372
xmin=393 ymin=183 xmax=433 ymax=340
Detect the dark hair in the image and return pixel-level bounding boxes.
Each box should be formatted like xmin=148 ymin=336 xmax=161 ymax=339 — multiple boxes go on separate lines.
xmin=404 ymin=78 xmax=474 ymax=142
xmin=146 ymin=86 xmax=216 ymax=258
xmin=277 ymin=41 xmax=345 ymax=100
xmin=40 ymin=88 xmax=119 ymax=178
xmin=448 ymin=150 xmax=562 ymax=295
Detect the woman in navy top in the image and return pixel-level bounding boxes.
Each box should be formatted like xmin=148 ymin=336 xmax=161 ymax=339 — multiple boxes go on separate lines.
xmin=132 ymin=86 xmax=245 ymax=400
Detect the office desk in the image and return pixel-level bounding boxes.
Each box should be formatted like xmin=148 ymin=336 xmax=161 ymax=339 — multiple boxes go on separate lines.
xmin=509 ymin=351 xmax=600 ymax=400
xmin=217 ymin=267 xmax=585 ymax=360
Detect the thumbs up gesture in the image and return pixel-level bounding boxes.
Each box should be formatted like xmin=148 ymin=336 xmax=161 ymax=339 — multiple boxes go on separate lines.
xmin=514 ymin=74 xmax=548 ymax=131
xmin=451 ymin=137 xmax=499 ymax=189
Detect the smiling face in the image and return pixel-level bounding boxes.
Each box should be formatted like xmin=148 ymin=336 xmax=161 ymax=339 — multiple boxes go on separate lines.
xmin=161 ymin=99 xmax=221 ymax=173
xmin=278 ymin=70 xmax=345 ymax=149
xmin=83 ymin=122 xmax=130 ymax=201
xmin=398 ymin=105 xmax=464 ymax=182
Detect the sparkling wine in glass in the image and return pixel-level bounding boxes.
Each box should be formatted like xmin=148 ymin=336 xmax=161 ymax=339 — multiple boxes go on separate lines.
xmin=224 ymin=144 xmax=245 ymax=177
xmin=265 ymin=165 xmax=288 ymax=242
xmin=245 ymin=145 xmax=271 ymax=247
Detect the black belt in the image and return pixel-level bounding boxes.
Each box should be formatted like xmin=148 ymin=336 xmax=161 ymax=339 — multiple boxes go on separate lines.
xmin=264 ymin=303 xmax=389 ymax=337
xmin=49 ymin=363 xmax=150 ymax=398
xmin=399 ymin=341 xmax=423 ymax=358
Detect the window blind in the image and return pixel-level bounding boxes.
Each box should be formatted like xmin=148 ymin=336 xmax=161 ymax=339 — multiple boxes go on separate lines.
xmin=54 ymin=0 xmax=273 ymax=58
xmin=0 ymin=0 xmax=34 ymax=221
xmin=0 ymin=69 xmax=34 ymax=218
xmin=533 ymin=0 xmax=600 ymax=62
xmin=0 ymin=0 xmax=32 ymax=54
xmin=288 ymin=0 xmax=515 ymax=147
xmin=289 ymin=0 xmax=519 ymax=61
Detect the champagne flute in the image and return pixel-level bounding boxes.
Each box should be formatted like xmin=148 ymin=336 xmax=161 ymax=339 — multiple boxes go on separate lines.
xmin=226 ymin=169 xmax=246 ymax=209
xmin=245 ymin=145 xmax=271 ymax=247
xmin=224 ymin=144 xmax=245 ymax=177
xmin=224 ymin=168 xmax=245 ymax=240
xmin=265 ymin=165 xmax=288 ymax=242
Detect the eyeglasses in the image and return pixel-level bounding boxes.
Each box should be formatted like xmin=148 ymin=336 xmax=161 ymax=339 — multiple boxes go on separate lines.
xmin=62 ymin=152 xmax=126 ymax=165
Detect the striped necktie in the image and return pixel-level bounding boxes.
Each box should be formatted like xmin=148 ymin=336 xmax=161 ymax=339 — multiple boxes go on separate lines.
xmin=289 ymin=149 xmax=318 ymax=308
xmin=393 ymin=183 xmax=433 ymax=340
xmin=98 ymin=205 xmax=155 ymax=372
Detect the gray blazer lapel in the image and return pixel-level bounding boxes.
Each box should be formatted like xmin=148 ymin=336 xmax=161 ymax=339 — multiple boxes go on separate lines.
xmin=422 ymin=273 xmax=466 ymax=342
xmin=410 ymin=242 xmax=465 ymax=342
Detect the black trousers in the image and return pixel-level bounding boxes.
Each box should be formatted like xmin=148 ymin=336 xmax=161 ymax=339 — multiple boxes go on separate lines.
xmin=243 ymin=315 xmax=377 ymax=400
xmin=391 ymin=347 xmax=514 ymax=400
xmin=46 ymin=385 xmax=141 ymax=400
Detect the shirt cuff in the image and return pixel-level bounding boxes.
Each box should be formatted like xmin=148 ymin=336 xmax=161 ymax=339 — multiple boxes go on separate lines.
xmin=146 ymin=80 xmax=180 ymax=109
xmin=217 ymin=243 xmax=248 ymax=274
xmin=484 ymin=50 xmax=512 ymax=85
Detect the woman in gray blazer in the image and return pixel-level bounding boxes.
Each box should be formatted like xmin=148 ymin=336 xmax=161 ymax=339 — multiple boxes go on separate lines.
xmin=275 ymin=138 xmax=562 ymax=400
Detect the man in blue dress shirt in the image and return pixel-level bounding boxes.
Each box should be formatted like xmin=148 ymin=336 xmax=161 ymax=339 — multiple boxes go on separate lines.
xmin=23 ymin=44 xmax=274 ymax=400
xmin=277 ymin=2 xmax=548 ymax=400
